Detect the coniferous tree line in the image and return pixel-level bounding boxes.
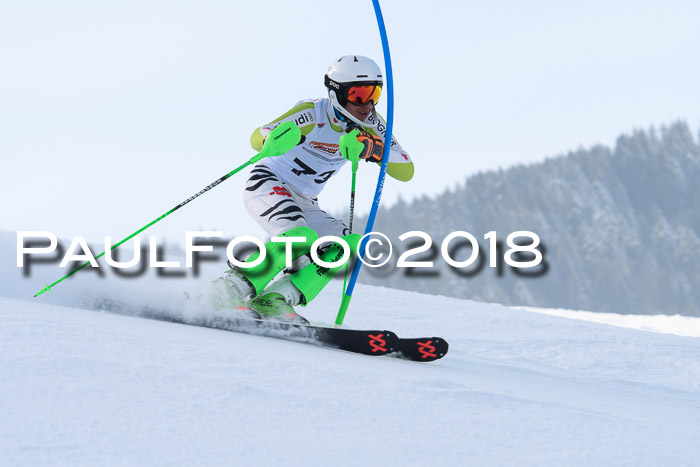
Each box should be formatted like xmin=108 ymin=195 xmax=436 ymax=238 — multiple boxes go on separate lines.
xmin=353 ymin=121 xmax=700 ymax=316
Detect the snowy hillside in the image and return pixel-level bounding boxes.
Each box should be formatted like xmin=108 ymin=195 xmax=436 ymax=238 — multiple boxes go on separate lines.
xmin=2 ymin=272 xmax=700 ymax=466
xmin=362 ymin=122 xmax=700 ymax=317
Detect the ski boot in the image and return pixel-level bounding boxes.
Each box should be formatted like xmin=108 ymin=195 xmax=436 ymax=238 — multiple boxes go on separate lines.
xmin=209 ymin=265 xmax=256 ymax=311
xmin=248 ymin=275 xmax=309 ymax=324
xmin=248 ymin=293 xmax=309 ymax=324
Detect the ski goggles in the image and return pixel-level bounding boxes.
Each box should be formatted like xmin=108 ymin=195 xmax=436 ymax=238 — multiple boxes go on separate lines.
xmin=345 ymin=84 xmax=382 ymax=106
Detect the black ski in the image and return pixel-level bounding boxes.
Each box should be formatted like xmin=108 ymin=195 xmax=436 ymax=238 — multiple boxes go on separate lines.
xmin=237 ymin=317 xmax=400 ymax=356
xmin=293 ymin=324 xmax=399 ymax=356
xmin=90 ymin=296 xmax=445 ymax=360
xmin=391 ymin=337 xmax=449 ymax=362
xmin=134 ymin=305 xmax=399 ymax=356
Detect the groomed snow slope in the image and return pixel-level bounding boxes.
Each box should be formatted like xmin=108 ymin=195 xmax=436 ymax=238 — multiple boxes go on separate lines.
xmin=2 ymin=280 xmax=700 ymax=466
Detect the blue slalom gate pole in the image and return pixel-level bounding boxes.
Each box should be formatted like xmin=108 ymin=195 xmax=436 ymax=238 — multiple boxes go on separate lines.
xmin=335 ymin=0 xmax=394 ymax=326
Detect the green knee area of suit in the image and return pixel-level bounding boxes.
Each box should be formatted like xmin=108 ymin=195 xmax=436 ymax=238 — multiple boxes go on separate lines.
xmin=242 ymin=226 xmax=318 ymax=295
xmin=291 ymin=233 xmax=361 ymax=304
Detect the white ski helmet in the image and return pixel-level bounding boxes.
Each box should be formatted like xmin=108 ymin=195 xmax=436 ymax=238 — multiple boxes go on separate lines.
xmin=324 ymin=55 xmax=383 ymax=127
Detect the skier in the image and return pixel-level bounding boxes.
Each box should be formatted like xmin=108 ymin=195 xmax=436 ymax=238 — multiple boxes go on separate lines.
xmin=213 ymin=55 xmax=414 ymax=323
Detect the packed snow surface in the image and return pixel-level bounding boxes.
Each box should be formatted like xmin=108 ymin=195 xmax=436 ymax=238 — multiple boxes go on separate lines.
xmin=520 ymin=305 xmax=700 ymax=337
xmin=2 ymin=277 xmax=700 ymax=466
xmin=2 ymin=232 xmax=700 ymax=465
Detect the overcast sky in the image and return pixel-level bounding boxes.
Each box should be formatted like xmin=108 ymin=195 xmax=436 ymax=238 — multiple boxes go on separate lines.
xmin=2 ymin=0 xmax=699 ymax=243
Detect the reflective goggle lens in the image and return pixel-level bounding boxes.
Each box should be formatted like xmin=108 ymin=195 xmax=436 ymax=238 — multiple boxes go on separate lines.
xmin=346 ymin=85 xmax=382 ymax=105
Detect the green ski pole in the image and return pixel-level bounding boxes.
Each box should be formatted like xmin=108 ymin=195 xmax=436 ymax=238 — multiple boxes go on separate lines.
xmin=336 ymin=0 xmax=394 ymax=327
xmin=338 ymin=129 xmax=362 ymax=325
xmin=341 ymin=128 xmax=362 ymax=234
xmin=341 ymin=146 xmax=360 ymax=292
xmin=33 ymin=121 xmax=301 ymax=297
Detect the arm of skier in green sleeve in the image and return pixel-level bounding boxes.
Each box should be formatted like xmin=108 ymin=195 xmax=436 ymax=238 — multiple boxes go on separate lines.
xmin=250 ymin=101 xmax=317 ymax=152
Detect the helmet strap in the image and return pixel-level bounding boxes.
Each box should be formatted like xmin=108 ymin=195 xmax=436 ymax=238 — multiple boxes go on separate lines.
xmin=328 ymin=90 xmax=380 ymax=130
xmin=333 ymin=107 xmax=348 ymax=122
